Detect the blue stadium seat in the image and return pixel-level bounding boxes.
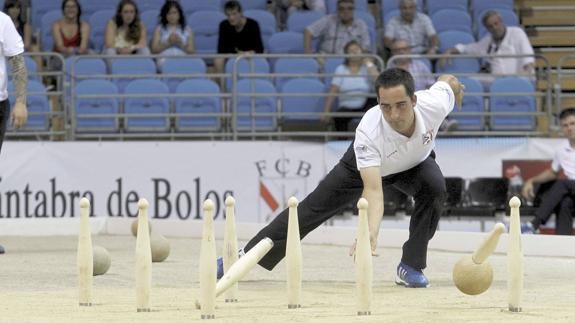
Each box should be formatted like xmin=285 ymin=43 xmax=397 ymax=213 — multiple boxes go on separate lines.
xmin=354 ymin=10 xmax=376 ymax=52
xmin=79 ymin=0 xmax=119 ymax=19
xmin=280 ymin=78 xmax=325 ymax=122
xmin=326 ymin=0 xmax=368 ymax=14
xmin=489 ymin=77 xmax=537 ymax=131
xmin=244 ymin=9 xmax=277 ymax=51
xmin=268 ymin=32 xmax=304 ymax=54
xmin=225 ymin=57 xmax=270 ymax=91
xmin=240 ymin=0 xmax=268 ymax=10
xmin=40 ymin=9 xmax=62 ymax=52
xmin=174 ymin=79 xmax=222 ymax=131
xmin=139 ymin=0 xmax=165 ymax=12
xmin=274 ymin=58 xmax=320 ymax=89
xmin=124 ymin=79 xmax=170 ymax=132
xmin=287 ymin=10 xmax=324 ymax=33
xmin=188 ymin=11 xmax=226 ymax=54
xmin=235 ymin=79 xmax=277 ymax=131
xmin=427 ymin=0 xmax=468 ymax=16
xmin=432 ymin=9 xmax=472 ymax=33
xmin=88 ymin=9 xmax=114 ymax=51
xmin=31 ymin=0 xmax=60 ymax=28
xmin=476 ymin=9 xmax=519 ymax=39
xmin=110 ymin=57 xmax=157 ymax=91
xmin=183 ymin=0 xmax=222 ymax=16
xmin=324 ymin=57 xmax=344 ymax=84
xmin=382 ymin=9 xmax=400 ymax=25
xmin=472 ymin=0 xmax=513 ymax=18
xmin=67 ymin=57 xmax=107 ymax=83
xmin=74 ymin=79 xmax=120 ymax=132
xmin=161 ymin=57 xmax=207 ymax=92
xmin=140 ymin=10 xmax=160 ymax=43
xmin=225 ymin=57 xmax=271 ymax=91
xmin=8 ymin=80 xmax=50 ymax=131
xmin=437 ymin=30 xmax=480 ymax=73
xmin=438 ymin=30 xmax=475 ymax=52
xmin=449 ymin=77 xmax=485 ymax=130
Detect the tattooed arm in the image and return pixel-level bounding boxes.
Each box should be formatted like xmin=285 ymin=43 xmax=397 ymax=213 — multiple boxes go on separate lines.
xmin=7 ymin=53 xmax=28 ymax=129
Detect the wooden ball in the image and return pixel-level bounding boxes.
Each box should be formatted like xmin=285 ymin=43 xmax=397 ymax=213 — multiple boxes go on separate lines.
xmin=151 ymin=233 xmax=170 ymax=262
xmin=93 ymin=245 xmax=111 ymax=276
xmin=452 ymin=255 xmax=493 ymax=295
xmin=131 ymin=219 xmax=152 ymax=237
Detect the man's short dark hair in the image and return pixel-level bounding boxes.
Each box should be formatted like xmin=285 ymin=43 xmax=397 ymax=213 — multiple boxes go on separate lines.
xmin=224 ymin=0 xmax=242 ymax=12
xmin=559 ymin=108 xmax=575 ymax=121
xmin=374 ymin=68 xmax=416 ymax=98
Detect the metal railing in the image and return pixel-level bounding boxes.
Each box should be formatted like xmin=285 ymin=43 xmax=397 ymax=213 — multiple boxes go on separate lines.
xmin=387 ymin=53 xmax=552 ymax=137
xmin=5 ymin=51 xmax=562 ymax=141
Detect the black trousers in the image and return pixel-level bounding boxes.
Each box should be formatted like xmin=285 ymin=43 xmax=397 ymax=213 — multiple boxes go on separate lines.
xmin=532 ymin=180 xmax=575 ymax=235
xmin=244 ymin=142 xmax=447 ymax=271
xmin=0 ymin=99 xmax=9 ymax=154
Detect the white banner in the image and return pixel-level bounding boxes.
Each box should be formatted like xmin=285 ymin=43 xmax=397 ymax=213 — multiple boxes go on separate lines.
xmin=0 ymin=142 xmax=326 ymax=223
xmin=0 ymin=138 xmax=567 ymax=234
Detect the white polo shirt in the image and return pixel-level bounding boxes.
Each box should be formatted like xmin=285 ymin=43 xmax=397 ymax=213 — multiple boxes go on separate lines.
xmin=551 ymin=142 xmax=575 ymax=179
xmin=0 ymin=12 xmax=24 ymax=101
xmin=354 ymin=81 xmax=455 ymax=176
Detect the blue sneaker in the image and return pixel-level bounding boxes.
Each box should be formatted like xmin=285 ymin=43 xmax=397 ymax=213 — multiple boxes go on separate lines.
xmin=217 ymin=257 xmax=224 ymax=279
xmin=217 ymin=248 xmax=245 ymax=279
xmin=395 ymin=262 xmax=429 ymax=288
xmin=520 ymin=222 xmax=538 ymax=234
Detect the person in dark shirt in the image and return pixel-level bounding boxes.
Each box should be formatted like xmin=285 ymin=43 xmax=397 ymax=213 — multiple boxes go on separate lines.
xmin=214 ymin=0 xmax=264 ymax=87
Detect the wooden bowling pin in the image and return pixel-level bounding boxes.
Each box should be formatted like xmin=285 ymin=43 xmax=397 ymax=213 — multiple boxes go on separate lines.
xmin=223 ymin=196 xmax=239 ymax=303
xmin=355 ymin=198 xmax=372 ymax=316
xmin=199 ymin=199 xmax=217 ymax=319
xmin=77 ymin=197 xmax=93 ymax=306
xmin=507 ymin=196 xmax=523 ymax=312
xmin=286 ymin=197 xmax=302 ymax=309
xmin=135 ymin=198 xmax=152 ymax=312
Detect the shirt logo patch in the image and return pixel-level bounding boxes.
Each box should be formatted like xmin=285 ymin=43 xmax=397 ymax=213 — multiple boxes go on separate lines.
xmin=422 ymin=129 xmax=433 ymax=145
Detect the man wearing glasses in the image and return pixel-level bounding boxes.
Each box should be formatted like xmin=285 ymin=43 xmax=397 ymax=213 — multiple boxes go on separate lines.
xmin=304 ymin=0 xmax=371 ymax=54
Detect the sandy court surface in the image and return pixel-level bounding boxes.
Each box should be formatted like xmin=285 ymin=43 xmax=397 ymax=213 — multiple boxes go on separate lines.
xmin=0 ymin=234 xmax=574 ymax=322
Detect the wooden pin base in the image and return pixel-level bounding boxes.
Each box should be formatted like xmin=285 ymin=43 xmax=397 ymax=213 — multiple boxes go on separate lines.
xmin=357 ymin=311 xmax=371 ymax=316
xmin=137 ymin=308 xmax=151 ymax=312
xmin=288 ymin=304 xmax=301 ymax=309
xmin=201 ymin=314 xmax=215 ymax=319
xmin=79 ymin=303 xmax=92 ymax=307
xmin=509 ymin=306 xmax=522 ymax=312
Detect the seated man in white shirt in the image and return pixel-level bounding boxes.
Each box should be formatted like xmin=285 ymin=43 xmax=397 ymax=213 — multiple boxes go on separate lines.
xmin=442 ymin=10 xmax=535 ymax=85
xmin=217 ymin=68 xmax=465 ymax=288
xmin=521 ymin=108 xmax=575 ymax=235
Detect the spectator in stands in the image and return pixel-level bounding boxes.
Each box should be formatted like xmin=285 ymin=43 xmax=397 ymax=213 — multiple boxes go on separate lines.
xmin=276 ymin=0 xmax=326 ymax=29
xmin=322 ymin=40 xmax=378 ymax=132
xmin=383 ymin=0 xmax=438 ymax=55
xmin=521 ymin=108 xmax=575 ymax=235
xmin=215 ymin=0 xmax=264 ymax=82
xmin=388 ymin=39 xmax=456 ymax=131
xmin=442 ymin=10 xmax=535 ymax=78
xmin=387 ymin=39 xmax=433 ymax=91
xmin=151 ymin=0 xmax=194 ymax=67
xmin=104 ymin=0 xmax=150 ymax=55
xmin=3 ymin=0 xmax=41 ymax=69
xmin=304 ymin=0 xmax=370 ymax=54
xmin=52 ymin=0 xmax=90 ymax=57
